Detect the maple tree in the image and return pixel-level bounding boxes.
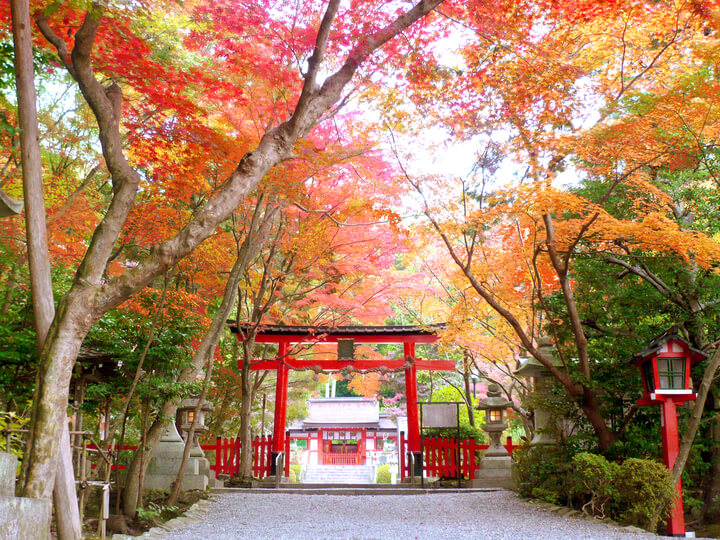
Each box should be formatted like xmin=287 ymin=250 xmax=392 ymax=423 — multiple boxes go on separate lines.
xmin=0 ymin=2 xmax=450 ymax=528
xmin=385 ymin=0 xmax=720 ymax=456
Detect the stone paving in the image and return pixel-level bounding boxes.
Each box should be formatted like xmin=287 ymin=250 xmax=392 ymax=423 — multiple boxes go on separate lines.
xmin=114 ymin=489 xmax=674 ymax=540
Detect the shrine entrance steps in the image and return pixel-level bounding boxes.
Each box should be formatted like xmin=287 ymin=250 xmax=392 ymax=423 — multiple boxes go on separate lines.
xmin=212 ymin=485 xmax=501 ymax=495
xmin=302 ymin=464 xmax=374 ymax=484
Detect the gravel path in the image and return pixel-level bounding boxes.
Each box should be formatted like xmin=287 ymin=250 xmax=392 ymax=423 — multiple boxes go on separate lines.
xmin=154 ymin=490 xmax=663 ymax=540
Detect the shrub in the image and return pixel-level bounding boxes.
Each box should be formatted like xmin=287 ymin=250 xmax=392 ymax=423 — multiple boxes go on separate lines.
xmin=614 ymin=458 xmax=676 ymax=530
xmin=513 ymin=444 xmax=573 ymax=504
xmin=569 ymin=452 xmax=619 ymax=518
xmin=289 ymin=464 xmax=302 ymax=484
xmin=376 ymin=464 xmax=391 ymax=484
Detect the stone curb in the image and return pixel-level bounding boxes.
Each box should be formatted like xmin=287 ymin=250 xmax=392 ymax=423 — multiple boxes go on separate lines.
xmin=111 ymin=496 xmax=216 ymax=539
xmin=525 ymin=497 xmax=648 ymax=535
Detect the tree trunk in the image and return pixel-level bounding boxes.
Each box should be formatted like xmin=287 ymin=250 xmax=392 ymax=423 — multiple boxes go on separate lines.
xmin=462 ymin=369 xmax=475 ymax=427
xmin=0 ymin=263 xmax=18 ymax=317
xmin=238 ymin=338 xmax=255 ymax=479
xmin=12 ymin=1 xmax=81 ymax=537
xmin=167 ymin=245 xmax=248 ymax=505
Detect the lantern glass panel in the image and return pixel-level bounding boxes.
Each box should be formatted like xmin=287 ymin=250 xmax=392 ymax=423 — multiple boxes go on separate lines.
xmin=657 ymin=357 xmax=686 ymax=390
xmin=187 ymin=411 xmax=195 ymax=423
xmin=642 ymin=361 xmax=655 ymax=392
xmin=489 ymin=410 xmax=502 ymax=423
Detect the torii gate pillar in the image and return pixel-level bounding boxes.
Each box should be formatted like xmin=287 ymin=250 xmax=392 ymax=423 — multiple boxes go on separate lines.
xmin=271 ymin=341 xmax=289 ymax=475
xmin=404 ymin=342 xmax=422 ymax=476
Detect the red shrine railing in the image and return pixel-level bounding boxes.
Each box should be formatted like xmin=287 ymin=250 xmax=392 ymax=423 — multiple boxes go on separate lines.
xmin=206 ymin=435 xmax=290 ymax=478
xmin=398 ymin=433 xmax=520 ymax=481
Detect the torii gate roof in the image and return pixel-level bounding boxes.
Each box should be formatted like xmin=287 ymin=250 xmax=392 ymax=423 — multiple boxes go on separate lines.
xmin=229 ymin=322 xmax=446 ymax=344
xmin=229 ymin=322 xmax=454 ymax=371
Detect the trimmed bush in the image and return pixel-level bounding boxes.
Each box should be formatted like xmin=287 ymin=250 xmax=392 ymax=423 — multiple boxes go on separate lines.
xmin=569 ymin=452 xmax=618 ymax=518
xmin=376 ymin=464 xmax=391 ymax=484
xmin=512 ymin=444 xmax=573 ymax=504
xmin=614 ymin=458 xmax=676 ymax=530
xmin=514 ymin=446 xmax=675 ymax=532
xmin=289 ymin=464 xmax=302 ymax=484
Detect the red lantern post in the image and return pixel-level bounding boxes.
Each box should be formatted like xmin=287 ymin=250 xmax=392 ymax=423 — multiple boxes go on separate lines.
xmin=631 ymin=329 xmax=707 ymax=537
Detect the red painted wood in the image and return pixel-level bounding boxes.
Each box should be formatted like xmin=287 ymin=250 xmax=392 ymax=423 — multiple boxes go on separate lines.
xmin=399 ymin=432 xmax=406 ymax=481
xmin=661 ymin=398 xmax=686 ymax=536
xmin=284 ymin=432 xmax=291 ymax=477
xmin=241 ymin=358 xmax=455 ymax=371
xmin=404 ymin=343 xmax=421 ymax=454
xmin=272 ymin=343 xmax=290 ymax=455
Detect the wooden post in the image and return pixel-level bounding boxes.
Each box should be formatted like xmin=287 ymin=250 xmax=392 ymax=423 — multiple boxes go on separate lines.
xmin=271 ymin=342 xmax=289 ymax=475
xmin=399 ymin=431 xmax=406 ymax=481
xmin=214 ymin=436 xmax=221 ymax=477
xmin=317 ymin=429 xmax=323 ymax=466
xmin=404 ymin=342 xmax=421 ymax=476
xmin=284 ymin=431 xmax=291 ymax=477
xmin=661 ymin=398 xmax=686 ymax=536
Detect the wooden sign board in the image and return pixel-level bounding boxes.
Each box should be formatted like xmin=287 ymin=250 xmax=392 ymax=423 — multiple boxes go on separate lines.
xmin=420 ymin=403 xmax=459 ymax=428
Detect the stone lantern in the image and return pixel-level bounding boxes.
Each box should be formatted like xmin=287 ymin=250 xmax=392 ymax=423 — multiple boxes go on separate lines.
xmin=476 ymin=383 xmax=512 ymax=457
xmin=514 ymin=337 xmax=563 ymax=445
xmin=177 ymin=397 xmax=214 ymax=452
xmin=175 ymin=397 xmax=214 ymax=483
xmin=472 ymin=383 xmax=513 ymax=489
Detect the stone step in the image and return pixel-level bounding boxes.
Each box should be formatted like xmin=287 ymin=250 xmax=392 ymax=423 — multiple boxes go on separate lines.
xmin=303 ymin=466 xmax=374 ymax=484
xmin=213 ymin=486 xmax=502 ymax=495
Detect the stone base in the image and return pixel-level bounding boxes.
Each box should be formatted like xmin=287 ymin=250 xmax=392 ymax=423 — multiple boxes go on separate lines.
xmin=468 ymin=456 xmax=514 ymax=490
xmin=0 ymin=496 xmax=51 ymax=540
xmin=251 ymin=476 xmax=290 ymax=487
xmin=0 ymin=453 xmax=16 ymax=497
xmin=142 ymin=473 xmax=208 ymax=492
xmin=0 ymin=452 xmax=51 ymax=539
xmin=143 ymin=425 xmax=209 ymax=492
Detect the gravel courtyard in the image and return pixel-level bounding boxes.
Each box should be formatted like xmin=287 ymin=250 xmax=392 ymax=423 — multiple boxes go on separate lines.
xmin=154 ymin=490 xmax=663 ymax=540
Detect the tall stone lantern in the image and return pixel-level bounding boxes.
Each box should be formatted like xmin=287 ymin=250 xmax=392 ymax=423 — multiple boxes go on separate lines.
xmin=514 ymin=337 xmax=563 ymax=445
xmin=473 ymin=383 xmax=513 ymax=488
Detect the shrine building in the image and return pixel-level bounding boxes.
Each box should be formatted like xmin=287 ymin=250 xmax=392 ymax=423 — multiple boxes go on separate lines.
xmin=288 ymin=397 xmax=403 ymax=466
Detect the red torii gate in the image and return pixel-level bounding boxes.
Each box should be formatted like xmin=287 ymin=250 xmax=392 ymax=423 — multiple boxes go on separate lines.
xmin=230 ymin=323 xmax=453 ymax=476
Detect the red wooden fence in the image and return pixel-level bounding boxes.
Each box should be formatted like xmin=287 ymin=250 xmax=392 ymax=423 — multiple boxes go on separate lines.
xmin=398 ymin=434 xmax=519 ymax=481
xmin=206 ymin=434 xmax=290 ymax=479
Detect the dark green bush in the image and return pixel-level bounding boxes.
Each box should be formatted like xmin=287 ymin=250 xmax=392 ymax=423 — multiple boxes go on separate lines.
xmin=513 ymin=445 xmax=675 ymax=532
xmin=512 ymin=444 xmax=574 ymax=504
xmin=614 ymin=457 xmax=675 ymax=530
